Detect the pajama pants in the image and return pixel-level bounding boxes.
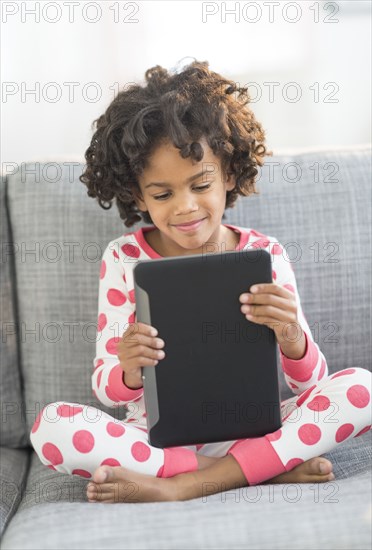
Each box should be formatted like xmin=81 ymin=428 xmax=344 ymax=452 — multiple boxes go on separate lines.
xmin=30 ymin=367 xmax=371 ymax=485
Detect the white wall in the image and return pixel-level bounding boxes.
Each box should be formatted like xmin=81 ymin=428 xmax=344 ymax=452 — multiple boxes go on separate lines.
xmin=1 ymin=0 xmax=371 ymax=171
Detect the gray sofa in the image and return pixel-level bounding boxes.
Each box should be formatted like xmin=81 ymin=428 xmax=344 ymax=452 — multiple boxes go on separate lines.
xmin=1 ymin=144 xmax=371 ymax=550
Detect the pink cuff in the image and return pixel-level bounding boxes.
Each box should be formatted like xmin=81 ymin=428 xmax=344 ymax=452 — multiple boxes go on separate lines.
xmin=280 ymin=332 xmax=319 ymax=382
xmin=158 ymin=447 xmax=198 ymax=478
xmin=228 ymin=436 xmax=286 ymax=485
xmin=107 ymin=364 xmax=144 ymax=402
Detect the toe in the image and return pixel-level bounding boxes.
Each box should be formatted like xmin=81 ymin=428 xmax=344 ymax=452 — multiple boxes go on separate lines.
xmin=92 ymin=466 xmax=112 ymax=484
xmin=317 ymin=458 xmax=333 ymax=475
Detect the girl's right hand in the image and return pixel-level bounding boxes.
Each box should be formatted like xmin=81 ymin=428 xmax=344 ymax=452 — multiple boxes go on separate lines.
xmin=117 ymin=322 xmax=165 ymax=390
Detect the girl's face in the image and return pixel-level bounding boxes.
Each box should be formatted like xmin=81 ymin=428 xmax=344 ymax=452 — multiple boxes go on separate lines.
xmin=134 ymin=137 xmax=236 ymax=256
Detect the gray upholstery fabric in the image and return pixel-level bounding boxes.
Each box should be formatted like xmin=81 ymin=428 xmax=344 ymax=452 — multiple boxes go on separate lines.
xmin=1 ymin=434 xmax=371 ymax=549
xmin=1 ymin=146 xmax=371 ymax=549
xmin=0 ymin=177 xmax=28 ymax=447
xmin=0 ymin=447 xmax=30 ymax=537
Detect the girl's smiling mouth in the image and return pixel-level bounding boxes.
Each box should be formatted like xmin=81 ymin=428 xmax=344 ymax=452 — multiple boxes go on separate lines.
xmin=171 ymin=218 xmax=207 ymax=231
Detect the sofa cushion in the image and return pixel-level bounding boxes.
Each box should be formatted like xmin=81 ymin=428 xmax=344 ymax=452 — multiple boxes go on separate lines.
xmin=0 ymin=447 xmax=30 ymax=538
xmin=0 ymin=177 xmax=28 ymax=447
xmin=1 ymin=433 xmax=371 ymax=549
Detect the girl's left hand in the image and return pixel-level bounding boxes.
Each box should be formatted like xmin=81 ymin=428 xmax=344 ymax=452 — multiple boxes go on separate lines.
xmin=239 ymin=283 xmax=303 ymax=350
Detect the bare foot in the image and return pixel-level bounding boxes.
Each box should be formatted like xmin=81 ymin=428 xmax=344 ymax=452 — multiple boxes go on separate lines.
xmin=86 ymin=454 xmax=219 ymax=504
xmin=86 ymin=466 xmax=177 ymax=503
xmin=264 ymin=456 xmax=335 ymax=485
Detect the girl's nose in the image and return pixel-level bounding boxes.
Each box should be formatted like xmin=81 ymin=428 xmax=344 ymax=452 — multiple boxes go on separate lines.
xmin=174 ymin=199 xmax=199 ymax=215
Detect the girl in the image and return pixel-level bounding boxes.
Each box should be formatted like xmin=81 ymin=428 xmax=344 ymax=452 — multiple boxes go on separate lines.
xmin=30 ymin=60 xmax=371 ymax=504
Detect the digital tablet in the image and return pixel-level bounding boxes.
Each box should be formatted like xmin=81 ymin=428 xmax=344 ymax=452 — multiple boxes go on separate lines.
xmin=133 ymin=248 xmax=282 ymax=448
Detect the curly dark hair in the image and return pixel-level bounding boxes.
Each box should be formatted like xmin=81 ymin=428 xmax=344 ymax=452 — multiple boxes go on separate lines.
xmin=79 ymin=59 xmax=272 ymax=228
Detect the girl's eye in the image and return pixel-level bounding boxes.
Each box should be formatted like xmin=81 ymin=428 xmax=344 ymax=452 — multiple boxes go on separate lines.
xmin=153 ymin=184 xmax=211 ymax=201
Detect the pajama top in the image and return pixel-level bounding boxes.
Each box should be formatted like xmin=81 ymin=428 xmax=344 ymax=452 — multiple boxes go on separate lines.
xmin=93 ymin=224 xmax=329 ymax=428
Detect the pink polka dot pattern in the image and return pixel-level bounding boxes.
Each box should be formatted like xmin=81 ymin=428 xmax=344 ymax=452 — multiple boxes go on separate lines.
xmin=105 ymin=384 xmax=119 ymax=402
xmin=72 ymin=469 xmax=91 ymax=478
xmin=106 ymin=422 xmax=126 ymax=437
xmin=298 ymin=424 xmax=322 ymax=445
xmin=31 ymin=410 xmax=43 ymax=433
xmin=283 ymin=283 xmax=295 ymax=294
xmin=107 ymin=288 xmax=127 ymax=306
xmin=42 ymin=442 xmax=63 ymax=465
xmin=72 ymin=430 xmax=95 ymax=453
xmin=94 ymin=359 xmax=104 ymax=371
xmin=128 ymin=311 xmax=136 ymax=324
xmin=252 ymin=238 xmax=270 ymax=249
xmin=331 ymin=368 xmax=356 ymax=379
xmin=97 ymin=370 xmax=103 ymax=388
xmin=121 ymin=243 xmax=141 ymax=259
xmin=335 ymin=423 xmax=354 ymax=443
xmin=128 ymin=289 xmax=136 ymax=303
xmin=272 ymin=243 xmax=283 ymax=255
xmin=101 ymin=458 xmax=121 ymax=467
xmin=266 ymin=429 xmax=282 ymax=441
xmin=272 ymin=270 xmax=277 ymax=281
xmin=100 ymin=260 xmax=106 ymax=279
xmin=123 ymin=272 xmax=127 ymax=284
xmin=47 ymin=465 xmax=57 ymax=471
xmin=105 ymin=365 xmax=127 ymax=403
xmin=106 ymin=336 xmax=120 ymax=355
xmin=56 ymin=404 xmax=84 ymax=418
xmin=289 ymin=382 xmax=299 ymax=389
xmin=346 ymin=385 xmax=370 ymax=408
xmin=131 ymin=441 xmax=151 ymax=462
xmin=296 ymin=385 xmax=317 ymax=407
xmin=306 ymin=395 xmax=331 ymax=412
xmin=283 ymin=362 xmax=314 ymax=382
xmin=113 ymin=250 xmax=119 ymax=260
xmin=355 ymin=425 xmax=371 ymax=437
xmin=317 ymin=359 xmax=326 ymax=380
xmin=97 ymin=313 xmax=107 ymax=332
xmin=285 ymin=458 xmax=304 ymax=470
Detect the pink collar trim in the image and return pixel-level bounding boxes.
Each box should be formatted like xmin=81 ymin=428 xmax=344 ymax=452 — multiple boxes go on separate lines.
xmin=134 ymin=224 xmax=250 ymax=259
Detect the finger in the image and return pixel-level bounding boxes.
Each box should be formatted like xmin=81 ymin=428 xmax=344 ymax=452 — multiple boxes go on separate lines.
xmin=240 ymin=299 xmax=297 ymax=320
xmin=135 ymin=355 xmax=162 ymax=367
xmin=243 ymin=314 xmax=284 ymax=328
xmin=122 ymin=323 xmax=159 ymax=347
xmin=136 ymin=322 xmax=159 ymax=337
xmin=240 ymin=293 xmax=293 ymax=311
xmin=242 ymin=305 xmax=296 ymax=323
xmin=124 ymin=342 xmax=165 ymax=363
xmin=249 ymin=283 xmax=295 ymax=299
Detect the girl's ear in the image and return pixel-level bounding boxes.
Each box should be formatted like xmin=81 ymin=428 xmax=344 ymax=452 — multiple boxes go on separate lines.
xmin=225 ymin=173 xmax=236 ymax=192
xmin=133 ymin=187 xmax=148 ymax=213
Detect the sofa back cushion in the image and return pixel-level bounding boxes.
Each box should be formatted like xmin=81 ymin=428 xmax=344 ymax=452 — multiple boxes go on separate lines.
xmin=5 ymin=147 xmax=371 ymax=441
xmin=0 ymin=177 xmax=28 ymax=447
